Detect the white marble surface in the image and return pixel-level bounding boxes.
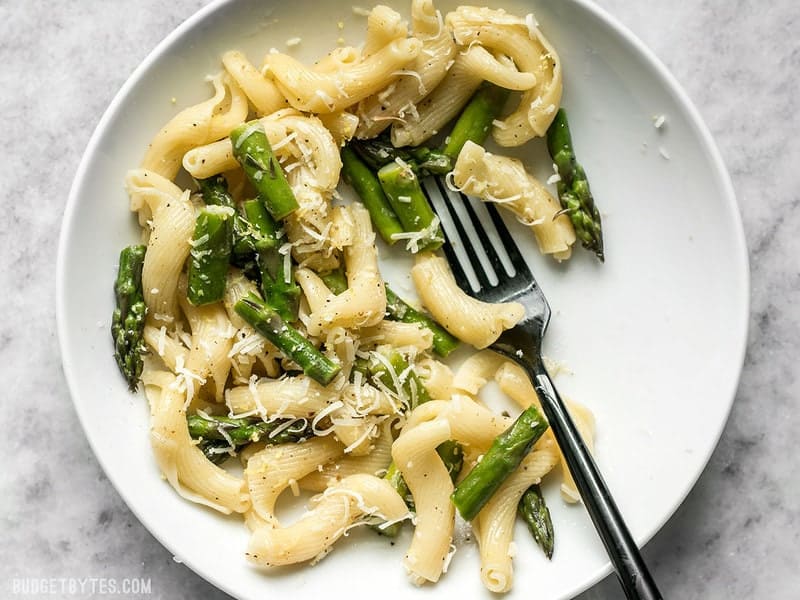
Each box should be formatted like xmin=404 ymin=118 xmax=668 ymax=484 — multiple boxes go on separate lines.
xmin=1 ymin=0 xmax=798 ymax=598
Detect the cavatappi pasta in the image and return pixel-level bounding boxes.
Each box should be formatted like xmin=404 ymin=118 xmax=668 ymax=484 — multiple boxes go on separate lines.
xmin=113 ymin=1 xmax=597 ymax=593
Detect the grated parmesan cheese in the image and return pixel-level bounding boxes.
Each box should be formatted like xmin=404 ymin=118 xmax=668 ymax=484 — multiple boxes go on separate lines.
xmin=524 ymin=13 xmax=539 ymax=37
xmin=312 ymin=400 xmax=344 ymax=435
xmin=390 ymin=215 xmax=442 ymax=254
xmin=232 ymin=121 xmax=262 ymax=150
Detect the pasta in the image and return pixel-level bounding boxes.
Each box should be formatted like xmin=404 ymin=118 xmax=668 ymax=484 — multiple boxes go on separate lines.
xmin=446 ymin=6 xmax=563 ymax=146
xmin=111 ymin=1 xmax=605 ymax=593
xmin=411 ymin=252 xmax=524 ymax=349
xmin=142 ymin=73 xmax=248 ymax=180
xmin=355 ymin=0 xmax=456 ymax=139
xmin=263 ymin=38 xmax=423 ymax=113
xmin=222 ymin=50 xmax=289 ymax=117
xmin=247 ymin=474 xmax=410 ymax=566
xmin=391 ymin=52 xmax=482 ymax=147
xmin=451 ymin=140 xmax=576 ymax=259
xmin=146 ymin=371 xmax=249 ymax=514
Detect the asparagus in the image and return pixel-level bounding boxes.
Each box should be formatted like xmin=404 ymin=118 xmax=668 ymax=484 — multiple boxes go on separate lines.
xmin=442 ymin=83 xmax=510 ymax=161
xmin=546 ymin=108 xmax=605 ymax=261
xmin=379 ymin=440 xmax=463 ymax=535
xmin=187 ymin=205 xmax=234 ymax=306
xmin=195 ymin=175 xmax=255 ymax=264
xmin=361 ymin=349 xmax=463 ymax=535
xmin=363 ymin=350 xmax=432 ymax=410
xmin=195 ymin=174 xmax=236 ymax=209
xmin=436 ymin=440 xmax=464 ymax=483
xmin=242 ymin=199 xmax=300 ymax=322
xmin=518 ymin=483 xmax=555 ymax=559
xmin=234 ymin=293 xmax=340 ymax=385
xmin=451 ymin=404 xmax=549 ymax=521
xmin=341 ymin=146 xmax=405 ymax=245
xmin=192 ymin=414 xmax=314 ymax=465
xmin=384 ymin=287 xmax=459 ymax=357
xmin=112 ymin=245 xmax=148 ymax=391
xmin=350 ymin=136 xmax=452 ymax=176
xmin=320 ymin=268 xmax=348 ymax=295
xmin=377 ymin=162 xmax=444 ymax=252
xmin=188 ymin=414 xmax=313 ymax=445
xmin=230 ymin=121 xmax=299 ymax=220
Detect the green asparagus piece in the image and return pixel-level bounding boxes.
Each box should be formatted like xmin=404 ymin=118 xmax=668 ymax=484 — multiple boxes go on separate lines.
xmin=436 ymin=440 xmax=464 ymax=483
xmin=320 ymin=268 xmax=348 ymax=295
xmin=451 ymin=404 xmax=549 ymax=521
xmin=377 ymin=162 xmax=444 ymax=252
xmin=350 ymin=136 xmax=452 ymax=176
xmin=442 ymin=83 xmax=510 ymax=161
xmin=384 ymin=461 xmax=415 ymax=507
xmin=195 ymin=175 xmax=256 ymax=264
xmin=243 ymin=199 xmax=300 ymax=322
xmin=195 ymin=413 xmax=314 ymax=465
xmin=230 ymin=121 xmax=299 ymax=220
xmin=364 ymin=349 xmax=463 ymax=535
xmin=518 ymin=483 xmax=555 ymax=559
xmin=234 ymin=293 xmax=340 ymax=385
xmin=341 ymin=146 xmax=405 ymax=245
xmin=112 ymin=245 xmax=148 ymax=391
xmin=364 ymin=350 xmax=431 ymax=410
xmin=384 ymin=287 xmax=459 ymax=357
xmin=188 ymin=414 xmax=313 ymax=445
xmin=241 ymin=199 xmax=278 ymax=253
xmin=546 ymin=108 xmax=605 ymax=261
xmin=195 ymin=174 xmax=236 ymax=209
xmin=187 ymin=205 xmax=234 ymax=306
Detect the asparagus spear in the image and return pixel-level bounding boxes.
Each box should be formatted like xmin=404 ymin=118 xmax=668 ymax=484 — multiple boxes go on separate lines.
xmin=188 ymin=414 xmax=313 ymax=445
xmin=361 ymin=349 xmax=463 ymax=535
xmin=320 ymin=267 xmax=348 ymax=295
xmin=112 ymin=245 xmax=148 ymax=391
xmin=341 ymin=146 xmax=405 ymax=245
xmin=384 ymin=287 xmax=459 ymax=357
xmin=436 ymin=440 xmax=464 ymax=483
xmin=518 ymin=483 xmax=555 ymax=559
xmin=451 ymin=404 xmax=549 ymax=521
xmin=195 ymin=174 xmax=236 ymax=209
xmin=195 ymin=175 xmax=255 ymax=264
xmin=546 ymin=108 xmax=605 ymax=261
xmin=442 ymin=83 xmax=510 ymax=161
xmin=187 ymin=205 xmax=235 ymax=306
xmin=234 ymin=293 xmax=340 ymax=385
xmin=194 ymin=414 xmax=314 ymax=465
xmin=364 ymin=350 xmax=432 ymax=410
xmin=242 ymin=199 xmax=300 ymax=322
xmin=380 ymin=441 xmax=463 ymax=535
xmin=350 ymin=136 xmax=452 ymax=176
xmin=377 ymin=162 xmax=444 ymax=252
xmin=230 ymin=121 xmax=299 ymax=220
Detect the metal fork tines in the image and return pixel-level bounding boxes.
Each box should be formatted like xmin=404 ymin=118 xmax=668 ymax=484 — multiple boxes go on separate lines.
xmin=424 ymin=180 xmax=551 ymax=350
xmin=423 ymin=180 xmax=663 ymax=600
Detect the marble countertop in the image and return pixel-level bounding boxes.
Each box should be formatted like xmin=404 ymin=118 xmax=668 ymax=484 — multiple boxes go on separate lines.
xmin=1 ymin=0 xmax=798 ymax=598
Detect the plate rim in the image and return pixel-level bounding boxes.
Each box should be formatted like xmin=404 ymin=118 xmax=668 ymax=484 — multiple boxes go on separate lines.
xmin=56 ymin=0 xmax=750 ymax=597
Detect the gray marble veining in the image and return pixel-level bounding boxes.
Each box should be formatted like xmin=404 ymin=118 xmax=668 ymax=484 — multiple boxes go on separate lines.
xmin=1 ymin=0 xmax=798 ymax=598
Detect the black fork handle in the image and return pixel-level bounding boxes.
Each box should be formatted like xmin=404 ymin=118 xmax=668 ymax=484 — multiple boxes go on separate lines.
xmin=525 ymin=360 xmax=663 ymax=600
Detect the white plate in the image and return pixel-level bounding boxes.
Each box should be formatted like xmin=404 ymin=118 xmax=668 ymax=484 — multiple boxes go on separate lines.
xmin=56 ymin=0 xmax=748 ymax=598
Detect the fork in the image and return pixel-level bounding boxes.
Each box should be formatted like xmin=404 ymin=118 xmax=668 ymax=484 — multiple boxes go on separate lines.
xmin=423 ymin=178 xmax=663 ymax=600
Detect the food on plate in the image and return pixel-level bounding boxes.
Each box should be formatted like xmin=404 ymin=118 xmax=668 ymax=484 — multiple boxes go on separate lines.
xmin=110 ymin=1 xmax=603 ymax=592
xmin=547 ymin=108 xmax=605 ymax=261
